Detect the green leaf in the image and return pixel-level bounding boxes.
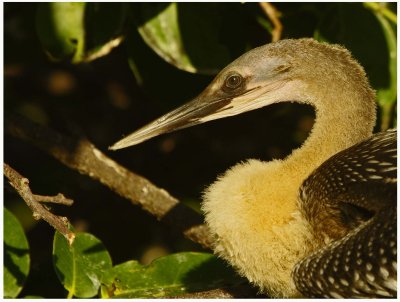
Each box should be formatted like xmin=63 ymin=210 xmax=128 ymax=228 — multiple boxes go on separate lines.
xmin=4 ymin=208 xmax=30 ymax=298
xmin=127 ymin=3 xmax=248 ymax=103
xmin=36 ymin=3 xmax=86 ymax=62
xmin=136 ymin=3 xmax=232 ymax=75
xmin=53 ymin=231 xmax=112 ymax=298
xmin=101 ymin=252 xmax=243 ymax=298
xmin=36 ymin=3 xmax=127 ymax=63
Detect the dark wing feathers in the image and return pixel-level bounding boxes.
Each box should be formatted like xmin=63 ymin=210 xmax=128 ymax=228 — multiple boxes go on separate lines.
xmin=294 ymin=130 xmax=397 ymax=298
xmin=293 ymin=206 xmax=396 ymax=298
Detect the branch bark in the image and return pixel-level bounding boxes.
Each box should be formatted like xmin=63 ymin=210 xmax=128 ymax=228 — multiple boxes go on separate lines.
xmin=5 ymin=113 xmax=214 ymax=249
xmin=4 ymin=163 xmax=75 ymax=244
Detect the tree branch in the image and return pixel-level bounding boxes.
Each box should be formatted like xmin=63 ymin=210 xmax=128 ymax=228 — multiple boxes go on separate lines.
xmin=5 ymin=113 xmax=214 ymax=249
xmin=4 ymin=163 xmax=75 ymax=244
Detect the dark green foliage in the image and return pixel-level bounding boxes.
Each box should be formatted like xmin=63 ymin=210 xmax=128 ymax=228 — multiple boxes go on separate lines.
xmin=101 ymin=253 xmax=243 ymax=298
xmin=36 ymin=3 xmax=128 ymax=62
xmin=4 ymin=209 xmax=30 ymax=298
xmin=5 ymin=211 xmax=241 ymax=298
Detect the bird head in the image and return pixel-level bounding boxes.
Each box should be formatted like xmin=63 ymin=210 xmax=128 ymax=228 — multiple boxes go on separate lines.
xmin=110 ymin=38 xmax=372 ymax=150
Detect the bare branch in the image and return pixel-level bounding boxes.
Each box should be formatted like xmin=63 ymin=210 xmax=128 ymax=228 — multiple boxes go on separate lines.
xmin=5 ymin=113 xmax=214 ymax=249
xmin=259 ymin=2 xmax=283 ymax=42
xmin=4 ymin=163 xmax=75 ymax=244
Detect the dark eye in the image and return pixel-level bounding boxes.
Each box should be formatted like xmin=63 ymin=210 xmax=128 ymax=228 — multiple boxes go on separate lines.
xmin=224 ymin=73 xmax=243 ymax=90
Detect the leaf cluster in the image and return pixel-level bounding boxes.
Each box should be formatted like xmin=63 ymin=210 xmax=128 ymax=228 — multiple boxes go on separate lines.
xmin=5 ymin=209 xmax=243 ymax=298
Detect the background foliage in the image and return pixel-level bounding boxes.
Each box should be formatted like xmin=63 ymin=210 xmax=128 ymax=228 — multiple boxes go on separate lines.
xmin=4 ymin=2 xmax=396 ymax=298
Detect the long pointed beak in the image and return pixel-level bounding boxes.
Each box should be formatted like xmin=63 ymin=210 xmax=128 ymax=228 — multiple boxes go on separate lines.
xmin=109 ymin=93 xmax=233 ymax=150
xmin=109 ymin=79 xmax=284 ymax=151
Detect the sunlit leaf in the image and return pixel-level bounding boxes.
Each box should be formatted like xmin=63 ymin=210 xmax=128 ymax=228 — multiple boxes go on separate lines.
xmin=4 ymin=208 xmax=30 ymax=298
xmin=36 ymin=3 xmax=127 ymax=63
xmin=36 ymin=3 xmax=86 ymax=62
xmin=127 ymin=2 xmax=249 ymax=103
xmin=136 ymin=3 xmax=232 ymax=75
xmin=53 ymin=231 xmax=112 ymax=298
xmin=101 ymin=252 xmax=243 ymax=298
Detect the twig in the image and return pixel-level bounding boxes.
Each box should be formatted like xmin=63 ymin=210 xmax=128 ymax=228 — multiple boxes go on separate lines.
xmin=259 ymin=2 xmax=283 ymax=42
xmin=33 ymin=193 xmax=74 ymax=206
xmin=4 ymin=163 xmax=75 ymax=244
xmin=5 ymin=113 xmax=214 ymax=249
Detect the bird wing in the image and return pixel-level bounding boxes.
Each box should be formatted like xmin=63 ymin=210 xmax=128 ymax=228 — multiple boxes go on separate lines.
xmin=293 ymin=205 xmax=396 ymax=298
xmin=294 ymin=129 xmax=397 ymax=298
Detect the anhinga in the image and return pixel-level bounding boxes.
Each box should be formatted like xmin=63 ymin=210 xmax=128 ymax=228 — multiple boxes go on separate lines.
xmin=110 ymin=39 xmax=397 ymax=298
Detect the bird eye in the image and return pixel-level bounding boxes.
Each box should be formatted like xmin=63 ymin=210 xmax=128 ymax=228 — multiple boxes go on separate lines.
xmin=224 ymin=73 xmax=243 ymax=90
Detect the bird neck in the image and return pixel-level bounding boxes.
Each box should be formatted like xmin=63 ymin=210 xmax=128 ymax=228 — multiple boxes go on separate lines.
xmin=283 ymin=81 xmax=376 ymax=179
xmin=202 ymin=71 xmax=377 ymax=297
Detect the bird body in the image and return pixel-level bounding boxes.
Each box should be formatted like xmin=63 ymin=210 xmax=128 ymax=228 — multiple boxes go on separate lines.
xmin=202 ymin=39 xmax=379 ymax=297
xmin=111 ymin=39 xmax=397 ymax=298
xmin=203 ymin=158 xmax=316 ymax=296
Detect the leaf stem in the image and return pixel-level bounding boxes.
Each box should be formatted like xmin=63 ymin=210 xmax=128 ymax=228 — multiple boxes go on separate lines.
xmin=364 ymin=2 xmax=397 ymax=24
